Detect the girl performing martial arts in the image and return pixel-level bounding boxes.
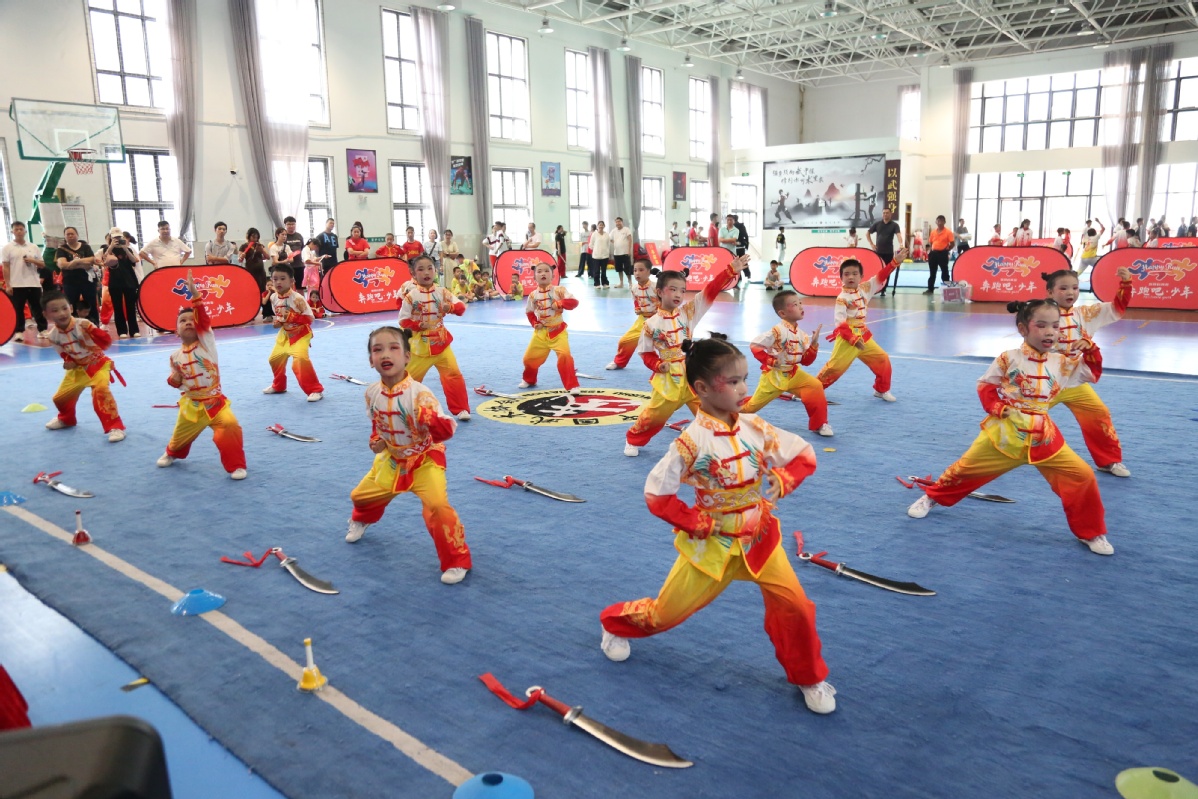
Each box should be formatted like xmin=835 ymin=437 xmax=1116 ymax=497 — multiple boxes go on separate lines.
xmin=605 ymin=258 xmax=660 ymax=371
xmin=741 ymin=290 xmax=831 ymax=436
xmin=600 ymin=334 xmax=836 ymax=714
xmin=907 ymin=299 xmax=1114 ymax=556
xmin=520 ymin=262 xmax=580 ymax=393
xmin=398 ymin=255 xmax=471 ymax=420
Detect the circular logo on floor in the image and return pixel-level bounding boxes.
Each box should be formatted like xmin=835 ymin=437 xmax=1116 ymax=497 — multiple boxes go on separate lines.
xmin=476 ymin=388 xmax=650 ymax=427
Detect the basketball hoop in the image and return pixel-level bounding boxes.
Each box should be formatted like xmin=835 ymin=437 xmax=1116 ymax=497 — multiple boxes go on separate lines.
xmin=67 ymin=148 xmax=96 ymax=175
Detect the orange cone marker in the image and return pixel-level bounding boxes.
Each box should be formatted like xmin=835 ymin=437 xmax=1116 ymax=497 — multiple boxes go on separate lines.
xmin=297 ymin=637 xmax=328 ymax=692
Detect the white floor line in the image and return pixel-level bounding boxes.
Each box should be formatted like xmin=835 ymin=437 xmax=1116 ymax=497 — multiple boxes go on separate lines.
xmin=888 ymin=353 xmax=1198 ymax=383
xmin=2 ymin=505 xmax=474 ymax=788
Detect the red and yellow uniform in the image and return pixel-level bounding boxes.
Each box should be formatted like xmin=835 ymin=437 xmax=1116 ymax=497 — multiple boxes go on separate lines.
xmin=742 ymin=321 xmax=828 ymax=430
xmin=522 ymin=284 xmax=579 ymax=389
xmin=1051 ymin=279 xmax=1131 ymax=469
xmin=601 ymin=410 xmax=827 ymax=686
xmin=268 ymin=289 xmax=324 ymax=394
xmin=815 ymin=258 xmax=898 ymax=393
xmin=165 ymin=297 xmax=246 ymax=473
xmin=610 ymin=281 xmax=660 ymax=369
xmin=48 ymin=318 xmax=124 ymax=433
xmin=349 ymin=377 xmax=471 ymax=571
xmin=626 ymin=267 xmax=737 ymax=448
xmin=921 ymin=343 xmax=1107 ymax=541
xmin=398 ymin=283 xmax=469 ymax=415
xmin=375 ymin=243 xmax=402 ymax=259
xmin=400 ymin=240 xmax=425 ymax=262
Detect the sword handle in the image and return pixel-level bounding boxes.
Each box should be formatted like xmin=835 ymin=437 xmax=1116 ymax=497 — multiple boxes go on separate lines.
xmin=504 ymin=476 xmax=527 ymax=488
xmin=525 ymin=686 xmax=574 ymax=719
xmin=805 ymin=551 xmax=842 ymax=572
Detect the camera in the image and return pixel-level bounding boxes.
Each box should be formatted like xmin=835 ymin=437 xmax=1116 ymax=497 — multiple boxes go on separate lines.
xmin=115 ymin=237 xmax=126 ymax=245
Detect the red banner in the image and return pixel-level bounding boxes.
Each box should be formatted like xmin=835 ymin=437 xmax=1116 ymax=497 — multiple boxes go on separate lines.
xmin=1030 ymin=238 xmax=1074 ymax=259
xmin=645 ymin=242 xmax=662 ymax=267
xmin=662 ymin=247 xmax=737 ymax=291
xmin=1091 ymin=248 xmax=1198 ymax=310
xmin=319 ymin=269 xmax=346 ymax=313
xmin=951 ymin=246 xmax=1071 ymax=302
xmin=0 ymin=292 xmax=16 ymax=346
xmin=788 ymin=248 xmax=885 ymax=297
xmin=137 ymin=265 xmax=262 ymax=332
xmin=1157 ymin=238 xmax=1198 ymax=249
xmin=495 ymin=250 xmax=558 ymax=296
xmin=325 ymin=257 xmax=412 ymax=314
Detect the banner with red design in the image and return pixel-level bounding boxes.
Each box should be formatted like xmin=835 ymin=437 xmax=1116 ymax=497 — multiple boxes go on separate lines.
xmin=495 ymin=250 xmax=558 ymax=296
xmin=1156 ymin=238 xmax=1198 ymax=249
xmin=138 ymin=265 xmax=262 ymax=332
xmin=1091 ymin=248 xmax=1198 ymax=310
xmin=645 ymin=242 xmax=662 ymax=267
xmin=662 ymin=247 xmax=737 ymax=291
xmin=951 ymin=246 xmax=1070 ymax=302
xmin=0 ymin=292 xmax=16 ymax=345
xmin=788 ymin=248 xmax=885 ymax=297
xmin=319 ymin=269 xmax=346 ymax=313
xmin=1030 ymin=238 xmax=1073 ymax=258
xmin=325 ymin=257 xmax=412 ymax=314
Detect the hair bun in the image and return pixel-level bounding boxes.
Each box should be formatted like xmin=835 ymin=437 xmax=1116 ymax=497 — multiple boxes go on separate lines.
xmin=708 ymin=332 xmax=729 ymax=342
xmin=650 ymin=267 xmax=660 ymax=276
xmin=680 ymin=338 xmax=694 ymax=353
xmin=1006 ymin=301 xmax=1023 ymax=314
xmin=1040 ymin=272 xmax=1051 ymax=280
xmin=682 ymin=268 xmax=691 ymax=277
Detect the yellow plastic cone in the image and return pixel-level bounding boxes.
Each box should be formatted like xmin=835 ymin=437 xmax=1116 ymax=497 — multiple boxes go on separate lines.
xmin=1117 ymin=768 xmax=1198 ymax=799
xmin=21 ymin=403 xmax=48 ymax=413
xmin=297 ymin=637 xmax=328 ymax=692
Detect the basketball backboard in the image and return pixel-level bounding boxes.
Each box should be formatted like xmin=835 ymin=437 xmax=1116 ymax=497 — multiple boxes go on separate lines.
xmin=9 ymin=98 xmax=124 ymax=162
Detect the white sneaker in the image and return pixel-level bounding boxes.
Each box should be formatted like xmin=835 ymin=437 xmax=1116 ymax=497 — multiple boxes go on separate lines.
xmin=37 ymin=330 xmax=51 ymax=340
xmin=624 ymin=443 xmax=640 ymax=457
xmin=601 ymin=629 xmax=630 ymax=662
xmin=45 ymin=418 xmax=67 ymax=430
xmin=1083 ymin=534 xmax=1114 ymax=555
xmin=230 ymin=468 xmax=247 ymax=480
xmin=307 ymin=392 xmax=323 ymax=402
xmin=132 ymin=332 xmax=141 ymax=338
xmin=817 ymin=423 xmax=834 ymax=437
xmin=874 ymin=390 xmax=897 ymax=402
xmin=907 ymin=494 xmax=936 ymax=519
xmin=605 ymin=361 xmax=620 ymax=370
xmin=346 ymin=520 xmax=370 ymax=543
xmin=518 ymin=380 xmax=533 ymax=389
xmin=440 ymin=567 xmax=469 ymax=584
xmin=569 ymin=386 xmax=582 ymax=396
xmin=118 ymin=333 xmax=129 ymax=339
xmin=156 ymin=453 xmax=175 ymax=468
xmin=262 ymin=386 xmax=283 ymax=394
xmin=799 ymin=681 xmax=837 ymax=714
xmin=107 ymin=429 xmax=126 ymax=443
xmin=1099 ymin=462 xmax=1131 ymax=478
xmin=456 ymin=411 xmax=472 ymax=421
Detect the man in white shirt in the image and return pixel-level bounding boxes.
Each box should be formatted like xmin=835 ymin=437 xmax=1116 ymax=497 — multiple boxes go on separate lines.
xmin=484 ymin=222 xmax=509 ymax=268
xmin=204 ymin=221 xmax=238 ymax=264
xmin=588 ymin=220 xmax=611 ymax=288
xmin=140 ymin=220 xmax=192 ymax=272
xmin=610 ymin=217 xmax=634 ymax=289
xmin=522 ymin=222 xmax=541 ymax=250
xmin=2 ymin=220 xmax=49 ymax=338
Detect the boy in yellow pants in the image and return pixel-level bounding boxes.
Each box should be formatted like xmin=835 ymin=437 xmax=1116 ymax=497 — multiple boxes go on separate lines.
xmin=520 ymin=262 xmax=580 ymax=392
xmin=742 ymin=290 xmax=832 ymax=436
xmin=263 ymin=264 xmax=324 ymax=401
xmin=41 ymin=290 xmax=126 ymax=442
xmin=398 ymin=255 xmax=471 ymax=420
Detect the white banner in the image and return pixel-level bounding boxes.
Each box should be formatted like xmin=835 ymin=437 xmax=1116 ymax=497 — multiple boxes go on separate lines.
xmin=763 ymin=154 xmax=887 ymax=230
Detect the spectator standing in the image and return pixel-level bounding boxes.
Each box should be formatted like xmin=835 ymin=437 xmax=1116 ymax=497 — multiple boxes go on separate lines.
xmin=718 ymin=215 xmax=739 ymax=255
xmin=669 ymin=222 xmax=680 ymax=250
xmin=733 ymin=215 xmax=752 ymax=279
xmin=925 ymin=215 xmax=954 ymax=294
xmin=554 ymin=225 xmax=567 ymax=277
xmin=315 ymin=218 xmax=338 ymax=271
xmin=345 ymin=223 xmax=370 ymax=260
xmin=610 ymin=217 xmax=633 ymax=289
xmin=101 ymin=226 xmax=143 ymax=338
xmin=2 ymin=220 xmax=49 ymax=339
xmin=588 ymin=220 xmax=611 ymax=288
xmin=523 ymin=222 xmax=542 ymax=250
xmin=576 ymin=222 xmax=591 ymax=278
xmin=205 ymin=221 xmax=238 ymax=265
xmin=867 ymin=207 xmax=904 ymax=297
xmin=140 ymin=221 xmax=191 ymax=273
xmin=375 ymin=233 xmax=402 ymax=259
xmin=426 ymin=229 xmax=441 ymax=272
xmin=955 ymin=218 xmax=971 ymax=257
xmin=400 ymin=227 xmax=424 ymax=262
xmin=55 ymin=226 xmax=99 ymax=323
xmin=1013 ymin=219 xmax=1033 ymax=247
xmin=267 ymin=227 xmax=293 ymax=268
xmin=707 ymin=213 xmax=720 ymax=247
xmin=242 ymin=228 xmax=270 ymax=320
xmin=283 ymin=216 xmax=305 ymax=275
xmin=687 ymin=221 xmax=701 ymax=246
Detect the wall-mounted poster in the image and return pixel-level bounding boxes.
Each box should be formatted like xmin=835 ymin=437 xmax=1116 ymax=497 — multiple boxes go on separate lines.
xmin=673 ymin=171 xmax=687 ymax=201
xmin=541 ymin=162 xmax=561 ymax=196
xmin=762 ymin=154 xmax=889 ymax=230
xmin=451 ymin=156 xmax=474 ymax=195
xmin=347 ymin=149 xmax=378 ymax=193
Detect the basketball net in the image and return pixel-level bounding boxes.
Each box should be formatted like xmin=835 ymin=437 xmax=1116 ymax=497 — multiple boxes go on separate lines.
xmin=67 ymin=148 xmax=95 ymax=175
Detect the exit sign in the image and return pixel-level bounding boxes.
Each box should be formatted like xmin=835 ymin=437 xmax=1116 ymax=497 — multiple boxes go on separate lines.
xmin=741 ymin=172 xmax=750 ymax=176
xmin=811 ymin=228 xmax=847 ymax=234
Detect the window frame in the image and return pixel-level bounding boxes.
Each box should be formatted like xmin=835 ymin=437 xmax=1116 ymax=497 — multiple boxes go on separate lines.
xmin=1164 ymin=58 xmax=1198 ymax=143
xmin=381 ymin=8 xmax=421 ymax=133
xmin=486 ymin=31 xmax=531 ymax=142
xmin=565 ymin=50 xmax=593 ymax=150
xmin=640 ymin=176 xmax=665 ymax=240
xmin=959 ymin=168 xmax=1106 ymax=244
xmin=568 ymin=171 xmax=596 ymax=239
xmin=729 ymin=81 xmax=765 ymax=149
xmin=729 ymin=181 xmax=758 ymax=237
xmin=302 ymin=156 xmax=335 ymax=241
xmin=390 ymin=160 xmax=432 ymax=239
xmin=688 ymin=77 xmax=711 ymax=161
xmin=86 ymin=0 xmax=171 ymax=110
xmin=968 ymin=70 xmax=1102 ymax=154
xmin=106 ymin=146 xmax=181 ymax=246
xmin=690 ymin=179 xmax=711 ymax=220
xmin=491 ymin=167 xmax=533 ymax=234
xmin=898 ymin=85 xmax=921 ymax=141
xmin=0 ymin=141 xmax=13 ymax=240
xmin=306 ymin=0 xmax=331 ymax=125
xmin=641 ymin=66 xmax=665 ymax=157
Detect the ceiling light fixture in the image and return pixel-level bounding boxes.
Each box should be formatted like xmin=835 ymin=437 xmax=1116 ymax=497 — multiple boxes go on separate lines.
xmin=617 ymin=38 xmax=631 ymax=51
xmin=435 ymin=2 xmax=455 ymax=9
xmin=683 ymin=54 xmax=695 ymax=68
xmin=1093 ymin=43 xmax=1110 ymax=49
xmin=1050 ymin=0 xmax=1068 ymax=13
xmin=872 ymin=31 xmax=888 ymax=40
xmin=1076 ymin=29 xmax=1094 ymax=36
xmin=820 ymin=0 xmax=837 ymax=18
xmin=538 ymin=17 xmax=554 ymax=33
xmin=735 ymin=67 xmax=744 ymax=79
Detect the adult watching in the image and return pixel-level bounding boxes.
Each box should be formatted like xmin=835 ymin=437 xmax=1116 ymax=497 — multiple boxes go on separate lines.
xmin=101 ymin=227 xmax=143 ymax=338
xmin=140 ymin=220 xmax=191 ymax=272
xmin=205 ymin=221 xmax=238 ymax=264
xmin=55 ymin=226 xmax=99 ymax=323
xmin=867 ymin=207 xmax=903 ymax=297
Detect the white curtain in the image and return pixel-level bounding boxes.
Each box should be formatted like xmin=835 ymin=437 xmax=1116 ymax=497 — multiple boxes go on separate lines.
xmin=708 ymin=76 xmax=720 ymax=214
xmin=412 ymin=7 xmax=450 ymax=234
xmin=1101 ymin=49 xmax=1144 ymax=223
xmin=625 ymin=55 xmax=643 ymax=237
xmin=164 ymin=0 xmax=197 ymax=239
xmin=950 ymin=68 xmax=974 ymax=228
xmin=590 ymin=46 xmax=624 ymax=224
xmin=465 ymin=17 xmax=493 ymax=261
xmin=1137 ymin=43 xmax=1174 ymax=220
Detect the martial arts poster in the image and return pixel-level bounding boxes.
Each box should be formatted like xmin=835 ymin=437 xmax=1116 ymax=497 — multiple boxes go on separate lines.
xmin=1091 ymin=248 xmax=1198 ymax=310
xmin=325 ymin=257 xmax=413 ymax=314
xmin=662 ymin=247 xmax=736 ymax=292
xmin=762 ymin=154 xmax=888 ymax=230
xmin=0 ymin=291 xmax=15 ymax=345
xmin=495 ymin=249 xmax=558 ymax=296
xmin=137 ymin=265 xmax=262 ymax=332
xmin=450 ymin=156 xmax=474 ymax=195
xmin=788 ymin=248 xmax=885 ymax=298
xmin=951 ymin=246 xmax=1071 ymax=303
xmin=672 ymin=171 xmax=687 ymax=201
xmin=540 ymin=162 xmax=561 ymax=196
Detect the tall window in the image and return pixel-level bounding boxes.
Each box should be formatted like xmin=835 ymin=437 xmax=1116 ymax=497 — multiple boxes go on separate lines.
xmin=486 ymin=32 xmax=530 ymax=141
xmin=730 ymin=82 xmax=765 ymax=149
xmin=969 ymin=70 xmax=1101 ymax=154
xmin=641 ymin=177 xmax=665 ymax=239
xmin=1164 ymin=57 xmax=1198 ymax=143
xmin=107 ymin=148 xmax=180 ymax=245
xmin=492 ymin=168 xmax=532 ymax=235
xmin=641 ymin=66 xmax=665 ymax=156
xmin=0 ymin=143 xmax=13 ymax=240
xmin=899 ymin=85 xmax=921 ymax=140
xmin=730 ymin=182 xmax=758 ymax=237
xmin=565 ymin=50 xmax=593 ymax=149
xmin=303 ymin=157 xmax=335 ymax=240
xmin=959 ymin=169 xmax=1105 ymax=242
xmin=390 ymin=162 xmax=431 ymax=237
xmin=305 ymin=0 xmax=330 ymax=124
xmin=688 ymin=77 xmax=711 ymax=161
xmin=1149 ymin=163 xmax=1198 ymax=224
xmin=690 ymin=179 xmax=711 ymax=220
xmin=86 ymin=0 xmax=172 ymax=109
xmin=382 ymin=9 xmax=420 ymax=132
xmin=569 ymin=172 xmax=595 ymax=237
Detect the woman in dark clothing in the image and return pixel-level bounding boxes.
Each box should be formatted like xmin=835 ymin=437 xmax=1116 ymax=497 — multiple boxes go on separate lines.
xmin=554 ymin=225 xmax=567 ymax=279
xmin=100 ymin=228 xmax=142 ymax=338
xmin=242 ymin=227 xmax=271 ymax=320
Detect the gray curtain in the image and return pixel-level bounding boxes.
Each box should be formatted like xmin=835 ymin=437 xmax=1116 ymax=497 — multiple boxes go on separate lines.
xmin=465 ymin=17 xmax=492 ymax=261
xmin=227 ymin=0 xmax=310 ymax=230
xmin=625 ymin=55 xmax=643 ymax=238
xmin=165 ymin=0 xmax=198 ymax=239
xmin=950 ymin=67 xmax=974 ymax=228
xmin=412 ymin=7 xmax=450 ymax=234
xmin=1101 ymin=48 xmax=1144 ymax=223
xmin=590 ymin=46 xmax=624 ymax=224
xmin=708 ymin=76 xmax=720 ymax=215
xmin=1137 ymin=43 xmax=1174 ymax=221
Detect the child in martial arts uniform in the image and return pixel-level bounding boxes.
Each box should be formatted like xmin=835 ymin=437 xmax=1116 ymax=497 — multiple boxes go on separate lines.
xmin=815 ymin=248 xmax=907 ymax=402
xmin=520 ymin=262 xmax=580 ymax=393
xmin=157 ymin=271 xmax=247 ymax=479
xmin=397 ymin=255 xmax=471 ymax=421
xmin=605 ymin=258 xmax=660 ymax=371
xmin=623 ymin=256 xmax=748 ymax=457
xmin=742 ymin=290 xmax=832 ymax=436
xmin=262 ymin=264 xmax=324 ymax=402
xmin=1044 ymin=267 xmax=1134 ymax=477
xmin=346 ymin=327 xmax=472 ymax=585
xmin=41 ymin=291 xmax=126 ymax=442
xmin=907 ymin=299 xmax=1113 ymax=556
xmin=600 ymin=334 xmax=836 ymax=714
